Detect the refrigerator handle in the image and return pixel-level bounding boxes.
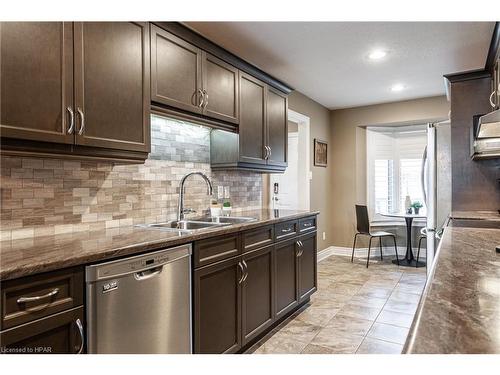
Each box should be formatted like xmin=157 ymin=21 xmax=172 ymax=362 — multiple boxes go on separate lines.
xmin=420 ymin=146 xmax=427 ymax=206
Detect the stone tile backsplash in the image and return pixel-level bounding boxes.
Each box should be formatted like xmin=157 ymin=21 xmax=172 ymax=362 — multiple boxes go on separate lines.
xmin=0 ymin=116 xmax=263 ymax=240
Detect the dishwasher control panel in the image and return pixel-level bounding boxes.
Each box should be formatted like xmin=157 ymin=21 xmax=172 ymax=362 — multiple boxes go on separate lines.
xmin=86 ymin=244 xmax=192 ymax=282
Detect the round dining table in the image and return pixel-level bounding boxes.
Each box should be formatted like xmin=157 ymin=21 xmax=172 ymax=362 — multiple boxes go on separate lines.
xmin=379 ymin=212 xmax=426 ymax=268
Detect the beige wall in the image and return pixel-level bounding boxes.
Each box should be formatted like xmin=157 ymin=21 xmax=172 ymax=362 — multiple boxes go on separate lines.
xmin=329 ymin=95 xmax=450 ymax=247
xmin=264 ymin=91 xmax=333 ymax=251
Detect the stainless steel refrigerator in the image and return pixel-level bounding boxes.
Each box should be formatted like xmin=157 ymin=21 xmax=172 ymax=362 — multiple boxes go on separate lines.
xmin=422 ymin=120 xmax=452 ymax=276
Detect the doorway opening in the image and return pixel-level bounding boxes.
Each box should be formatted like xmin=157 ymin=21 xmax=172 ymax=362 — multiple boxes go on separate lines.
xmin=269 ymin=109 xmax=311 ymax=210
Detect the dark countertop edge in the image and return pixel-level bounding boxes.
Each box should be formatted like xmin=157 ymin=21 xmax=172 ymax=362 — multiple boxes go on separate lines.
xmin=0 ymin=210 xmax=319 ymax=281
xmin=450 ymin=210 xmax=500 ymax=222
xmin=402 ymin=234 xmax=442 ymax=354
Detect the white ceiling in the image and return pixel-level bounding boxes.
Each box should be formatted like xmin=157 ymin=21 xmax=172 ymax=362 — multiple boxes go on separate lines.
xmin=185 ymin=22 xmax=495 ymax=109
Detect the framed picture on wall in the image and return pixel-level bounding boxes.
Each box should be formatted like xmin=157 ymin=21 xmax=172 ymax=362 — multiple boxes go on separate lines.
xmin=314 ymin=139 xmax=328 ymax=167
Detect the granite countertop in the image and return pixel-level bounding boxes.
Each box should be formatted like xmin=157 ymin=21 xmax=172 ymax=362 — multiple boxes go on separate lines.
xmin=451 ymin=210 xmax=500 ymax=222
xmin=0 ymin=209 xmax=319 ymax=281
xmin=404 ymin=224 xmax=500 ymax=353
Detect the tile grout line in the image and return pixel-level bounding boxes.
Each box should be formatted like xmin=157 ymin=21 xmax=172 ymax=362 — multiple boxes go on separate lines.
xmin=355 ymin=271 xmax=405 ymax=353
xmin=256 ymin=256 xmax=426 ymax=354
xmin=298 ymin=298 xmax=350 ymax=353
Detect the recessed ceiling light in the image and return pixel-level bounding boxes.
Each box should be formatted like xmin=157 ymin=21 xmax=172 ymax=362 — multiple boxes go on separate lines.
xmin=391 ymin=84 xmax=405 ymax=92
xmin=368 ymin=49 xmax=387 ymax=60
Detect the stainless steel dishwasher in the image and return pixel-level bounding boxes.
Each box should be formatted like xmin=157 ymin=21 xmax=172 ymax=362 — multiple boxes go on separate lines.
xmin=85 ymin=244 xmax=192 ymax=354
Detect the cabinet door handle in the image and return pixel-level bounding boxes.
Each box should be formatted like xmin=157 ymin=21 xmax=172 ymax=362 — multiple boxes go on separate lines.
xmin=67 ymin=107 xmax=75 ymax=134
xmin=268 ymin=146 xmax=272 ymax=159
xmin=75 ymin=318 xmax=84 ymax=354
xmin=490 ymin=90 xmax=496 ymax=108
xmin=303 ymin=223 xmax=312 ymax=228
xmin=17 ymin=288 xmax=59 ymax=304
xmin=197 ymin=88 xmax=204 ymax=108
xmin=77 ymin=107 xmax=85 ymax=135
xmin=282 ymin=227 xmax=293 ymax=233
xmin=237 ymin=261 xmax=245 ymax=284
xmin=263 ymin=146 xmax=269 ymax=160
xmin=241 ymin=260 xmax=248 ymax=282
xmin=203 ymin=89 xmax=209 ymax=109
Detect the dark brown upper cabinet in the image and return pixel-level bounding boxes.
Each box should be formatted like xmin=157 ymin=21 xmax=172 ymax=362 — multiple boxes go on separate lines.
xmin=239 ymin=72 xmax=267 ymax=166
xmin=73 ymin=22 xmax=150 ymax=152
xmin=150 ymin=25 xmax=203 ymax=114
xmin=151 ymin=26 xmax=239 ymax=126
xmin=1 ymin=22 xmax=151 ymax=161
xmin=0 ymin=22 xmax=74 ymax=145
xmin=266 ymin=87 xmax=288 ymax=168
xmin=202 ymin=52 xmax=239 ymax=124
xmin=210 ymin=76 xmax=288 ymax=173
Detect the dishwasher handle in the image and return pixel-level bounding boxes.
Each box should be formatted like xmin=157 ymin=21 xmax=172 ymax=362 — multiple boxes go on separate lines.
xmin=134 ymin=266 xmax=163 ymax=281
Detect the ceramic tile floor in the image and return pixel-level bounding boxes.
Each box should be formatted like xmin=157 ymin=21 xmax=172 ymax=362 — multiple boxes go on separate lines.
xmin=246 ymin=254 xmax=426 ymax=354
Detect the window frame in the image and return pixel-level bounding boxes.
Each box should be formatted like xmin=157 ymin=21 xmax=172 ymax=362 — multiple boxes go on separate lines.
xmin=366 ymin=125 xmax=427 ymax=225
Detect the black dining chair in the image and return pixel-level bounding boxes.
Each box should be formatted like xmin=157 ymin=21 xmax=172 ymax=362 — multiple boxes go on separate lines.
xmin=351 ymin=205 xmax=399 ymax=268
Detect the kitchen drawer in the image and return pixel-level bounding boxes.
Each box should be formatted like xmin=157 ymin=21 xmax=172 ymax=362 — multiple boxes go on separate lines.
xmin=299 ymin=216 xmax=317 ymax=233
xmin=194 ymin=234 xmax=241 ymax=268
xmin=242 ymin=225 xmax=274 ymax=253
xmin=274 ymin=220 xmax=298 ymax=241
xmin=0 ymin=306 xmax=85 ymax=354
xmin=1 ymin=267 xmax=84 ymax=330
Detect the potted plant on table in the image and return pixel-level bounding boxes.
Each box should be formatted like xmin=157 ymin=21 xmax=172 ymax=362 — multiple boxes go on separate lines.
xmin=411 ymin=201 xmax=423 ymax=215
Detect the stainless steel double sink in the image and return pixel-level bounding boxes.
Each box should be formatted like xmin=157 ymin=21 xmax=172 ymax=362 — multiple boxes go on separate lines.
xmin=136 ymin=216 xmax=257 ymax=234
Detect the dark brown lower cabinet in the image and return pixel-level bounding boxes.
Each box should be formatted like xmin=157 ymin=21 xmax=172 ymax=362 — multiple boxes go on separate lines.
xmin=192 ymin=220 xmax=317 ymax=354
xmin=274 ymin=238 xmax=299 ymax=319
xmin=0 ymin=307 xmax=84 ymax=354
xmin=298 ymin=232 xmax=318 ymax=302
xmin=194 ymin=256 xmax=242 ymax=354
xmin=241 ymin=245 xmax=275 ymax=345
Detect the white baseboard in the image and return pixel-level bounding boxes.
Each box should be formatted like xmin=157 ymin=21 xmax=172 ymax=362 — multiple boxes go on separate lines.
xmin=318 ymin=245 xmax=426 ymax=262
xmin=317 ymin=247 xmax=337 ymax=262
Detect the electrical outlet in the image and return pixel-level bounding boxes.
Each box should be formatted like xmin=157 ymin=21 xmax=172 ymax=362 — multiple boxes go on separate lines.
xmin=322 ymin=232 xmax=326 ymax=241
xmin=217 ymin=186 xmax=224 ymax=200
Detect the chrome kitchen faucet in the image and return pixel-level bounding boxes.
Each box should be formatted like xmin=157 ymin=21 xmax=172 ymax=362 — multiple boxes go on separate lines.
xmin=177 ymin=172 xmax=213 ymax=221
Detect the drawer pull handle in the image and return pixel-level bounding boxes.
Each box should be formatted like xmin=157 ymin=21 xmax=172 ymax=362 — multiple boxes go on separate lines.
xmin=237 ymin=262 xmax=245 ymax=284
xmin=241 ymin=260 xmax=249 ymax=283
xmin=75 ymin=318 xmax=84 ymax=354
xmin=281 ymin=228 xmax=293 ymax=233
xmin=303 ymin=223 xmax=313 ymax=227
xmin=16 ymin=288 xmax=59 ymax=304
xmin=296 ymin=241 xmax=304 ymax=257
